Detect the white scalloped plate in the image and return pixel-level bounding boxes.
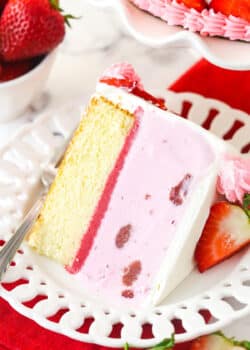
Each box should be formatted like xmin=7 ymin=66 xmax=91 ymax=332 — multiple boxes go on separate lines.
xmin=88 ymin=0 xmax=250 ymax=71
xmin=0 ymin=92 xmax=250 ymax=348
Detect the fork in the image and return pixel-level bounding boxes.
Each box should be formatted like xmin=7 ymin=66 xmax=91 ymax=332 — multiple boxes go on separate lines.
xmin=0 ymin=138 xmax=71 ymax=282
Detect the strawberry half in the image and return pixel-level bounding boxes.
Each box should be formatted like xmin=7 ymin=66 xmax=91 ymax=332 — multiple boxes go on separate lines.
xmin=190 ymin=334 xmax=229 ymax=350
xmin=0 ymin=59 xmax=38 ymax=82
xmin=195 ymin=201 xmax=250 ymax=272
xmin=210 ymin=0 xmax=250 ymax=22
xmin=176 ymin=0 xmax=207 ymax=12
xmin=0 ymin=0 xmax=66 ymax=62
xmin=190 ymin=332 xmax=250 ymax=350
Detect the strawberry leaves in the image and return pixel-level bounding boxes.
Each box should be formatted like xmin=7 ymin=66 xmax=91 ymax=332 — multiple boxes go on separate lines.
xmin=243 ymin=194 xmax=250 ymax=220
xmin=49 ymin=0 xmax=61 ymax=10
xmin=149 ymin=336 xmax=175 ymax=350
xmin=49 ymin=0 xmax=78 ymax=27
xmin=124 ymin=334 xmax=175 ymax=350
xmin=123 ymin=332 xmax=250 ymax=350
xmin=239 ymin=341 xmax=250 ymax=350
xmin=63 ymin=14 xmax=79 ymax=28
xmin=215 ymin=331 xmax=250 ymax=350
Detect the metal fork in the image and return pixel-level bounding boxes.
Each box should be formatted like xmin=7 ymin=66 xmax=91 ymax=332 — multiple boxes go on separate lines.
xmin=0 ymin=137 xmax=72 ymax=282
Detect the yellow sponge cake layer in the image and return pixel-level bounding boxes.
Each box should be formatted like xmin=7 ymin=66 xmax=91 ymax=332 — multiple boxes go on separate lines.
xmin=27 ymin=97 xmax=135 ymax=270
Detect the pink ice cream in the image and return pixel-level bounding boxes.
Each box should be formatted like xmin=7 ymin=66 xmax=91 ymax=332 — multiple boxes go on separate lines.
xmin=130 ymin=0 xmax=250 ymax=41
xmin=75 ymin=63 xmax=232 ymax=307
xmin=217 ymin=156 xmax=250 ymax=204
xmin=79 ymin=103 xmax=215 ymax=307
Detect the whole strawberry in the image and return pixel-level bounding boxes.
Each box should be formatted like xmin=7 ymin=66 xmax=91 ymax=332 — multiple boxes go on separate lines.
xmin=0 ymin=0 xmax=66 ymax=62
xmin=0 ymin=58 xmax=38 ymax=82
xmin=0 ymin=0 xmax=7 ymax=12
xmin=210 ymin=0 xmax=250 ymax=23
xmin=177 ymin=0 xmax=207 ymax=12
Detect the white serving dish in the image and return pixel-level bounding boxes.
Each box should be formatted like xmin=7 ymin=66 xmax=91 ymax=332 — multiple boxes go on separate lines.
xmin=0 ymin=50 xmax=57 ymax=122
xmin=0 ymin=91 xmax=249 ymax=347
xmin=88 ymin=0 xmax=250 ymax=71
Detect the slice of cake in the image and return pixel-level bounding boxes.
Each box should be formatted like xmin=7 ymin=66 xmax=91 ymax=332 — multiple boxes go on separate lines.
xmin=28 ymin=63 xmax=240 ymax=306
xmin=129 ymin=0 xmax=250 ymax=42
xmin=28 ymin=96 xmax=136 ymax=272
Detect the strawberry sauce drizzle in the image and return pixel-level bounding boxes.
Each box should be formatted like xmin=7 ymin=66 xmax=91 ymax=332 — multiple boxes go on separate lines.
xmin=67 ymin=118 xmax=140 ymax=273
xmin=100 ymin=77 xmax=167 ymax=111
xmin=132 ymin=86 xmax=167 ymax=111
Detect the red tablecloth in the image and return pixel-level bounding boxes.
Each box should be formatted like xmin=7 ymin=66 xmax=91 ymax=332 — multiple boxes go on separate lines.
xmin=0 ymin=59 xmax=249 ymax=349
xmin=170 ymin=59 xmax=250 ymax=115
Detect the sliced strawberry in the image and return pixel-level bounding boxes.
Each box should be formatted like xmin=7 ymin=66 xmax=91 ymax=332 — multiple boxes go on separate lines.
xmin=176 ymin=0 xmax=207 ymax=12
xmin=190 ymin=334 xmax=237 ymax=350
xmin=190 ymin=333 xmax=249 ymax=350
xmin=210 ymin=0 xmax=250 ymax=22
xmin=190 ymin=334 xmax=224 ymax=350
xmin=195 ymin=202 xmax=250 ymax=272
xmin=0 ymin=58 xmax=38 ymax=82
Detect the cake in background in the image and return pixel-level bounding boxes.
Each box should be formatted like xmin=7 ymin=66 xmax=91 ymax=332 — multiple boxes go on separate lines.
xmin=27 ymin=63 xmax=250 ymax=306
xmin=129 ymin=0 xmax=250 ymax=42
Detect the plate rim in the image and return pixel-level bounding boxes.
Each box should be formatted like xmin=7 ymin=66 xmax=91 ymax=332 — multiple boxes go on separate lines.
xmin=0 ymin=92 xmax=250 ymax=347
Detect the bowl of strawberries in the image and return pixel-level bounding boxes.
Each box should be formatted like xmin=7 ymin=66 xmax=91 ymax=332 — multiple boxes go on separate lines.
xmin=0 ymin=0 xmax=71 ymax=121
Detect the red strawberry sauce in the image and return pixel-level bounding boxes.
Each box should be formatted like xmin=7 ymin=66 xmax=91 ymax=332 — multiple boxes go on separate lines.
xmin=99 ymin=77 xmax=167 ymax=111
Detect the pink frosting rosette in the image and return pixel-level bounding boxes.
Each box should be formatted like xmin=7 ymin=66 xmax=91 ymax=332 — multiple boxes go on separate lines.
xmin=217 ymin=155 xmax=250 ymax=204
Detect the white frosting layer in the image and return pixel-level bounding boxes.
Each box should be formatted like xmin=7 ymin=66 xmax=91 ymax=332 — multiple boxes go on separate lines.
xmin=78 ymin=84 xmax=237 ymax=307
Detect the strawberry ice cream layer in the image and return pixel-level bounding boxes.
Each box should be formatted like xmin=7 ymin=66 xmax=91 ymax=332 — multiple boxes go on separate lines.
xmin=78 ymin=83 xmax=236 ymax=307
xmin=130 ymin=0 xmax=250 ymax=41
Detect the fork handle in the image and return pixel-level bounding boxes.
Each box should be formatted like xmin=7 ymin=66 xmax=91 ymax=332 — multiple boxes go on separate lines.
xmin=0 ymin=197 xmax=44 ymax=282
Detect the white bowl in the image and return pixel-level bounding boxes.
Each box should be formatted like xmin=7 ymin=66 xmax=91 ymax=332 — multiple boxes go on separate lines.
xmin=0 ymin=50 xmax=58 ymax=122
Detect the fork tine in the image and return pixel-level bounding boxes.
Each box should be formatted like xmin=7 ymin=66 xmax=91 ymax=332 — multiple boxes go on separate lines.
xmin=0 ymin=196 xmax=44 ymax=281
